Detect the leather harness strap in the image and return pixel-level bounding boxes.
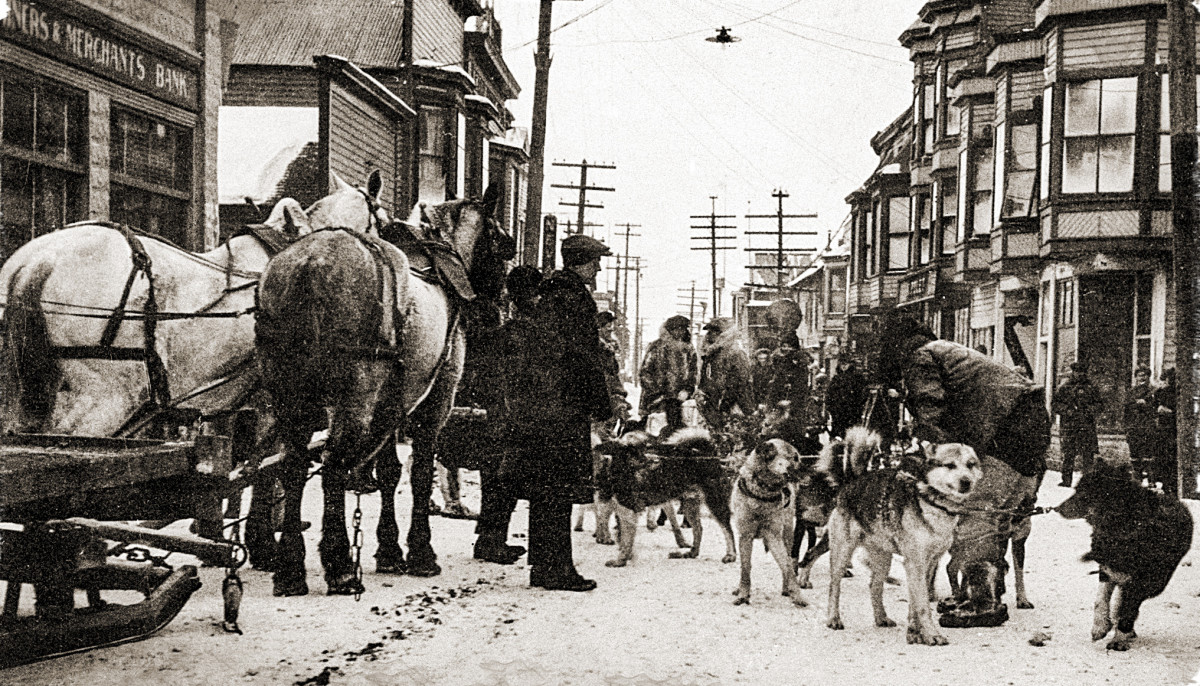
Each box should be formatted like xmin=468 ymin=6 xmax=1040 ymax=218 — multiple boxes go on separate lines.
xmin=54 ymin=224 xmax=172 ymax=409
xmin=737 ymin=475 xmax=792 ymax=508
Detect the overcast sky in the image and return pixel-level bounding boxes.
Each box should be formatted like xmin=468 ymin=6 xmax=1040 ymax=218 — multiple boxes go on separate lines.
xmin=486 ymin=0 xmax=921 ymax=332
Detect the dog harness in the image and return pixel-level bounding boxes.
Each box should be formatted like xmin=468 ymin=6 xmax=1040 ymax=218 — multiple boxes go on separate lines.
xmin=736 ymin=475 xmax=792 ymax=509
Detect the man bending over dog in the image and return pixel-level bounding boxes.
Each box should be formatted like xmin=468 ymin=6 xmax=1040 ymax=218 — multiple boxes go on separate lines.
xmin=878 ymin=313 xmax=1049 ymax=628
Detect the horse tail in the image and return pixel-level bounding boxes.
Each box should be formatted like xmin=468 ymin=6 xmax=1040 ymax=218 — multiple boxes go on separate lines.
xmin=2 ymin=263 xmax=59 ymax=431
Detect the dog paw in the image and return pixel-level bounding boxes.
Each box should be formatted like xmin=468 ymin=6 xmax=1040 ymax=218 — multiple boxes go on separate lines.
xmin=595 ymin=536 xmax=615 ymax=545
xmin=789 ymin=595 xmax=807 ymax=608
xmin=604 ymin=559 xmax=627 ymax=568
xmin=876 ymin=617 xmax=897 ymax=628
xmin=908 ymin=628 xmax=948 ymax=646
xmin=797 ymin=579 xmax=813 ymax=589
xmin=668 ymin=550 xmax=699 ymax=559
xmin=1106 ymin=637 xmax=1132 ymax=652
xmin=826 ymin=618 xmax=844 ymax=631
xmin=733 ymin=595 xmax=750 ymax=606
xmin=1091 ymin=620 xmax=1113 ymax=642
xmin=721 ymin=554 xmax=736 ymax=564
xmin=1016 ymin=600 xmax=1034 ymax=610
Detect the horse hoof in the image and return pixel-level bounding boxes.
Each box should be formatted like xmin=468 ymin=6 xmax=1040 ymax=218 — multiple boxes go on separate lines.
xmin=327 ymin=576 xmax=365 ymax=596
xmin=376 ymin=561 xmax=407 ymax=575
xmin=407 ymin=558 xmax=441 ymax=578
xmin=272 ymin=579 xmax=309 ymax=597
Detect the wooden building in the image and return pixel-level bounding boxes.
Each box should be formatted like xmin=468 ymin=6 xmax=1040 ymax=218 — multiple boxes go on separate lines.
xmin=213 ymin=0 xmax=525 ymax=250
xmin=0 ymin=0 xmax=232 ymax=255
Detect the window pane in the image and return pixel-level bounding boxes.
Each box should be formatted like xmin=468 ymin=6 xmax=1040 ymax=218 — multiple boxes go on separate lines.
xmin=946 ymin=104 xmax=961 ymax=136
xmin=1160 ymin=134 xmax=1172 ymax=192
xmin=1100 ymin=77 xmax=1137 ymax=135
xmin=889 ymin=234 xmax=909 ymax=270
xmin=3 ymin=81 xmax=34 ymax=148
xmin=993 ymin=122 xmax=1006 ymax=227
xmin=1042 ymin=87 xmax=1053 ymax=144
xmin=1005 ymin=124 xmax=1038 ymax=217
xmin=974 ymin=146 xmax=993 ymax=190
xmin=36 ymin=88 xmax=67 ymax=160
xmin=111 ymin=184 xmax=189 ymax=245
xmin=972 ymin=191 xmax=992 ymax=236
xmin=957 ymin=149 xmax=969 ymax=238
xmin=888 ymin=196 xmax=910 ymax=234
xmin=923 ymin=85 xmax=935 ymax=121
xmin=1064 ymin=80 xmax=1100 ymax=137
xmin=1063 ymin=137 xmax=1098 ymax=194
xmin=1040 ymin=141 xmax=1051 ymax=199
xmin=1 ymin=158 xmax=33 ymax=236
xmin=1097 ymin=135 xmax=1134 ymax=192
xmin=942 ymin=217 xmax=957 ymax=253
xmin=1162 ymin=74 xmax=1170 ymax=132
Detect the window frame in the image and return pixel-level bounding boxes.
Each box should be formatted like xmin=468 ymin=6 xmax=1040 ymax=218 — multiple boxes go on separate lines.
xmin=1060 ymin=76 xmax=1139 ymax=196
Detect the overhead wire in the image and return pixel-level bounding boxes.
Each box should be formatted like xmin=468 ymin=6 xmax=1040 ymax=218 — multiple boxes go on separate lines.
xmin=631 ymin=2 xmax=862 ymax=183
xmin=557 ymin=0 xmax=808 ymax=46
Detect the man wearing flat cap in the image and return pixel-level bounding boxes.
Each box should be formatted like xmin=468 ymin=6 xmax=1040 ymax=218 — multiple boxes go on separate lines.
xmin=1052 ymin=361 xmax=1103 ymax=487
xmin=499 ymin=233 xmax=613 ymax=592
xmin=639 ymin=315 xmax=699 ymax=436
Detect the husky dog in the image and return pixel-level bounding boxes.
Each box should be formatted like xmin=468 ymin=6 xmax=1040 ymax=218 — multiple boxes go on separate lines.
xmin=594 ymin=427 xmax=737 ymax=567
xmin=730 ymin=438 xmax=807 ymax=606
xmin=794 ymin=427 xmax=882 ymax=588
xmin=1057 ymin=461 xmax=1193 ymax=651
xmin=824 ymin=441 xmax=982 ymax=645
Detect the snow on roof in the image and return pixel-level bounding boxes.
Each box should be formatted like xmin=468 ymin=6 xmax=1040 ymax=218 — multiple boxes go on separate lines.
xmin=414 ymin=59 xmax=477 ymax=85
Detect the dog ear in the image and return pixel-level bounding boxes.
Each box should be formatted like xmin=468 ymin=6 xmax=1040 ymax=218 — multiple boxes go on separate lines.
xmin=919 ymin=440 xmax=937 ymax=461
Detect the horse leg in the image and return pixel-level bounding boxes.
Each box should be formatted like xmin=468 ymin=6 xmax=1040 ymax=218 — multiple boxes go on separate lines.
xmin=375 ymin=433 xmax=407 ymax=574
xmin=244 ymin=475 xmax=280 ymax=571
xmin=319 ymin=463 xmax=362 ymax=595
xmin=272 ymin=446 xmax=310 ymax=597
xmin=406 ymin=433 xmax=441 ymax=577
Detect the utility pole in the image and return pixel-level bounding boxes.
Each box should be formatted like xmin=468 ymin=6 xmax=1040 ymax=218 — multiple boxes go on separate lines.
xmin=690 ymin=196 xmax=736 ymax=317
xmin=1168 ymin=0 xmax=1198 ymax=498
xmin=614 ymin=223 xmax=641 ymax=313
xmin=633 ymin=258 xmax=644 ymax=380
xmin=523 ymin=0 xmax=555 ymax=265
xmin=745 ymin=189 xmax=817 ymax=290
xmin=552 ymin=160 xmax=616 ymax=234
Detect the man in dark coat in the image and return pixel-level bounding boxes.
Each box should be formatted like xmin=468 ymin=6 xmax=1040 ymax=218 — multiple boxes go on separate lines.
xmin=1123 ymin=365 xmax=1156 ymax=484
xmin=596 ymin=310 xmax=630 ymax=425
xmin=470 ymin=266 xmax=541 ymax=565
xmin=1052 ymin=361 xmax=1103 ymax=487
xmin=1153 ymin=367 xmax=1178 ymax=497
xmin=639 ymin=315 xmax=698 ymax=435
xmin=825 ymin=358 xmax=868 ymax=439
xmin=696 ymin=317 xmax=755 ymax=430
xmin=879 ymin=313 xmax=1049 ymax=626
xmin=751 ymin=348 xmax=772 ymax=409
xmin=499 ymin=234 xmax=613 ymax=592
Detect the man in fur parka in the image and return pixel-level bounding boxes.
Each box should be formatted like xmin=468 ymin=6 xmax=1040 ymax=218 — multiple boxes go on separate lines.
xmin=696 ymin=317 xmax=756 ymax=430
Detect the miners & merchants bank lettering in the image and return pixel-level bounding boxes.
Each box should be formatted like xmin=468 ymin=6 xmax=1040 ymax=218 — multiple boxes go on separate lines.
xmin=1 ymin=0 xmax=196 ymax=108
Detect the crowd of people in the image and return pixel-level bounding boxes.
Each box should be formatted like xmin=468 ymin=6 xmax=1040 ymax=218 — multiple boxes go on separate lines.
xmin=457 ymin=233 xmax=1182 ymax=602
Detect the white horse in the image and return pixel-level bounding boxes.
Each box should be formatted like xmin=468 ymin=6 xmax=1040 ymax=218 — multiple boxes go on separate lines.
xmin=0 ymin=172 xmax=388 ymax=565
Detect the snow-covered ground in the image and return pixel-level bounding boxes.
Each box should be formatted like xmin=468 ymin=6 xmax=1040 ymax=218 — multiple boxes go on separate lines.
xmin=7 ymin=468 xmax=1200 ymax=686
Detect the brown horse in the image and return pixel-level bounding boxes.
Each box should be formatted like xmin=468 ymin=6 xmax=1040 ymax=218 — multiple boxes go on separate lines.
xmin=255 ymin=183 xmax=511 ymax=596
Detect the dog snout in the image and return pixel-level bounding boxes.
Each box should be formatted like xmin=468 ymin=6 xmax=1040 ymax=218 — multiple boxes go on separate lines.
xmin=958 ymin=476 xmax=973 ymax=494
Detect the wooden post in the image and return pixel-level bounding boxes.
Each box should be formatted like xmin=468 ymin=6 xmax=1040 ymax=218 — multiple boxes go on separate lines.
xmin=1168 ymin=0 xmax=1198 ymax=498
xmin=523 ymin=0 xmax=554 ymax=266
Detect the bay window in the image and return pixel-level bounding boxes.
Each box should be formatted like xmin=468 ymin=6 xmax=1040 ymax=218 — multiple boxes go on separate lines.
xmin=828 ymin=266 xmax=846 ymax=314
xmin=940 ymin=180 xmax=957 ymax=254
xmin=994 ymin=119 xmax=1038 ymax=221
xmin=1158 ymin=73 xmax=1200 ymax=193
xmin=1062 ymin=77 xmax=1136 ymax=194
xmin=887 ymin=195 xmax=910 ymax=271
xmin=959 ymin=143 xmax=993 ymax=237
xmin=913 ymin=194 xmax=931 ymax=265
xmin=418 ymin=106 xmax=448 ymax=204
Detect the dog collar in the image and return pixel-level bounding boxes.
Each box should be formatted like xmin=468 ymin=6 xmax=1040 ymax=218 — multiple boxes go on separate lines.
xmin=915 ymin=482 xmax=967 ymax=515
xmin=737 ymin=475 xmax=792 ymax=508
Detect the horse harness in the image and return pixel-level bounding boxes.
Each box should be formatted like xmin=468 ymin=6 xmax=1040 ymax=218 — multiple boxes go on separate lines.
xmin=46 ymin=222 xmax=293 ymax=436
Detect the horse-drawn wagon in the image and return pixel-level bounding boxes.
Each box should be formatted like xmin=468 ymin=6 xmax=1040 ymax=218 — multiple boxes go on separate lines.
xmin=0 ymin=432 xmax=250 ymax=668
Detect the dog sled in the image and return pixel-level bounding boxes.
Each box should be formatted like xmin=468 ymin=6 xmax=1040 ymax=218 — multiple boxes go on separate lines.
xmin=0 ymin=432 xmax=259 ymax=668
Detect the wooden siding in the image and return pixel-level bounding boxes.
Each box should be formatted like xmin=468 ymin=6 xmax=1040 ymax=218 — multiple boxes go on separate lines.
xmin=986 ymin=0 xmax=1036 ymax=33
xmin=946 ymin=26 xmax=979 ymax=52
xmin=1154 ymin=19 xmax=1200 ymax=65
xmin=1044 ymin=29 xmax=1058 ymax=82
xmin=414 ymin=0 xmax=463 ymax=65
xmin=225 ymin=68 xmax=319 ymax=107
xmin=329 ymin=83 xmax=397 ymax=213
xmin=1011 ymin=70 xmax=1043 ymax=111
xmin=996 ymin=74 xmax=1009 ymax=121
xmin=971 ymin=284 xmax=995 ymax=329
xmin=1061 ymin=21 xmax=1145 ymax=71
xmin=1057 ymin=210 xmax=1139 ymax=238
xmin=972 ymin=103 xmax=995 ymax=137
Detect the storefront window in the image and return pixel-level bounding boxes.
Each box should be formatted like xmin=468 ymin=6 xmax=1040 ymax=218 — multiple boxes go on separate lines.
xmin=1063 ymin=77 xmax=1136 ymax=194
xmin=0 ymin=71 xmax=87 ymax=261
xmin=110 ymin=108 xmax=192 ymax=245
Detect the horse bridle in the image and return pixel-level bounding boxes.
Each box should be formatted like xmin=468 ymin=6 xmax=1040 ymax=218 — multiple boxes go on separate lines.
xmin=355 ymin=186 xmax=387 ymax=235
